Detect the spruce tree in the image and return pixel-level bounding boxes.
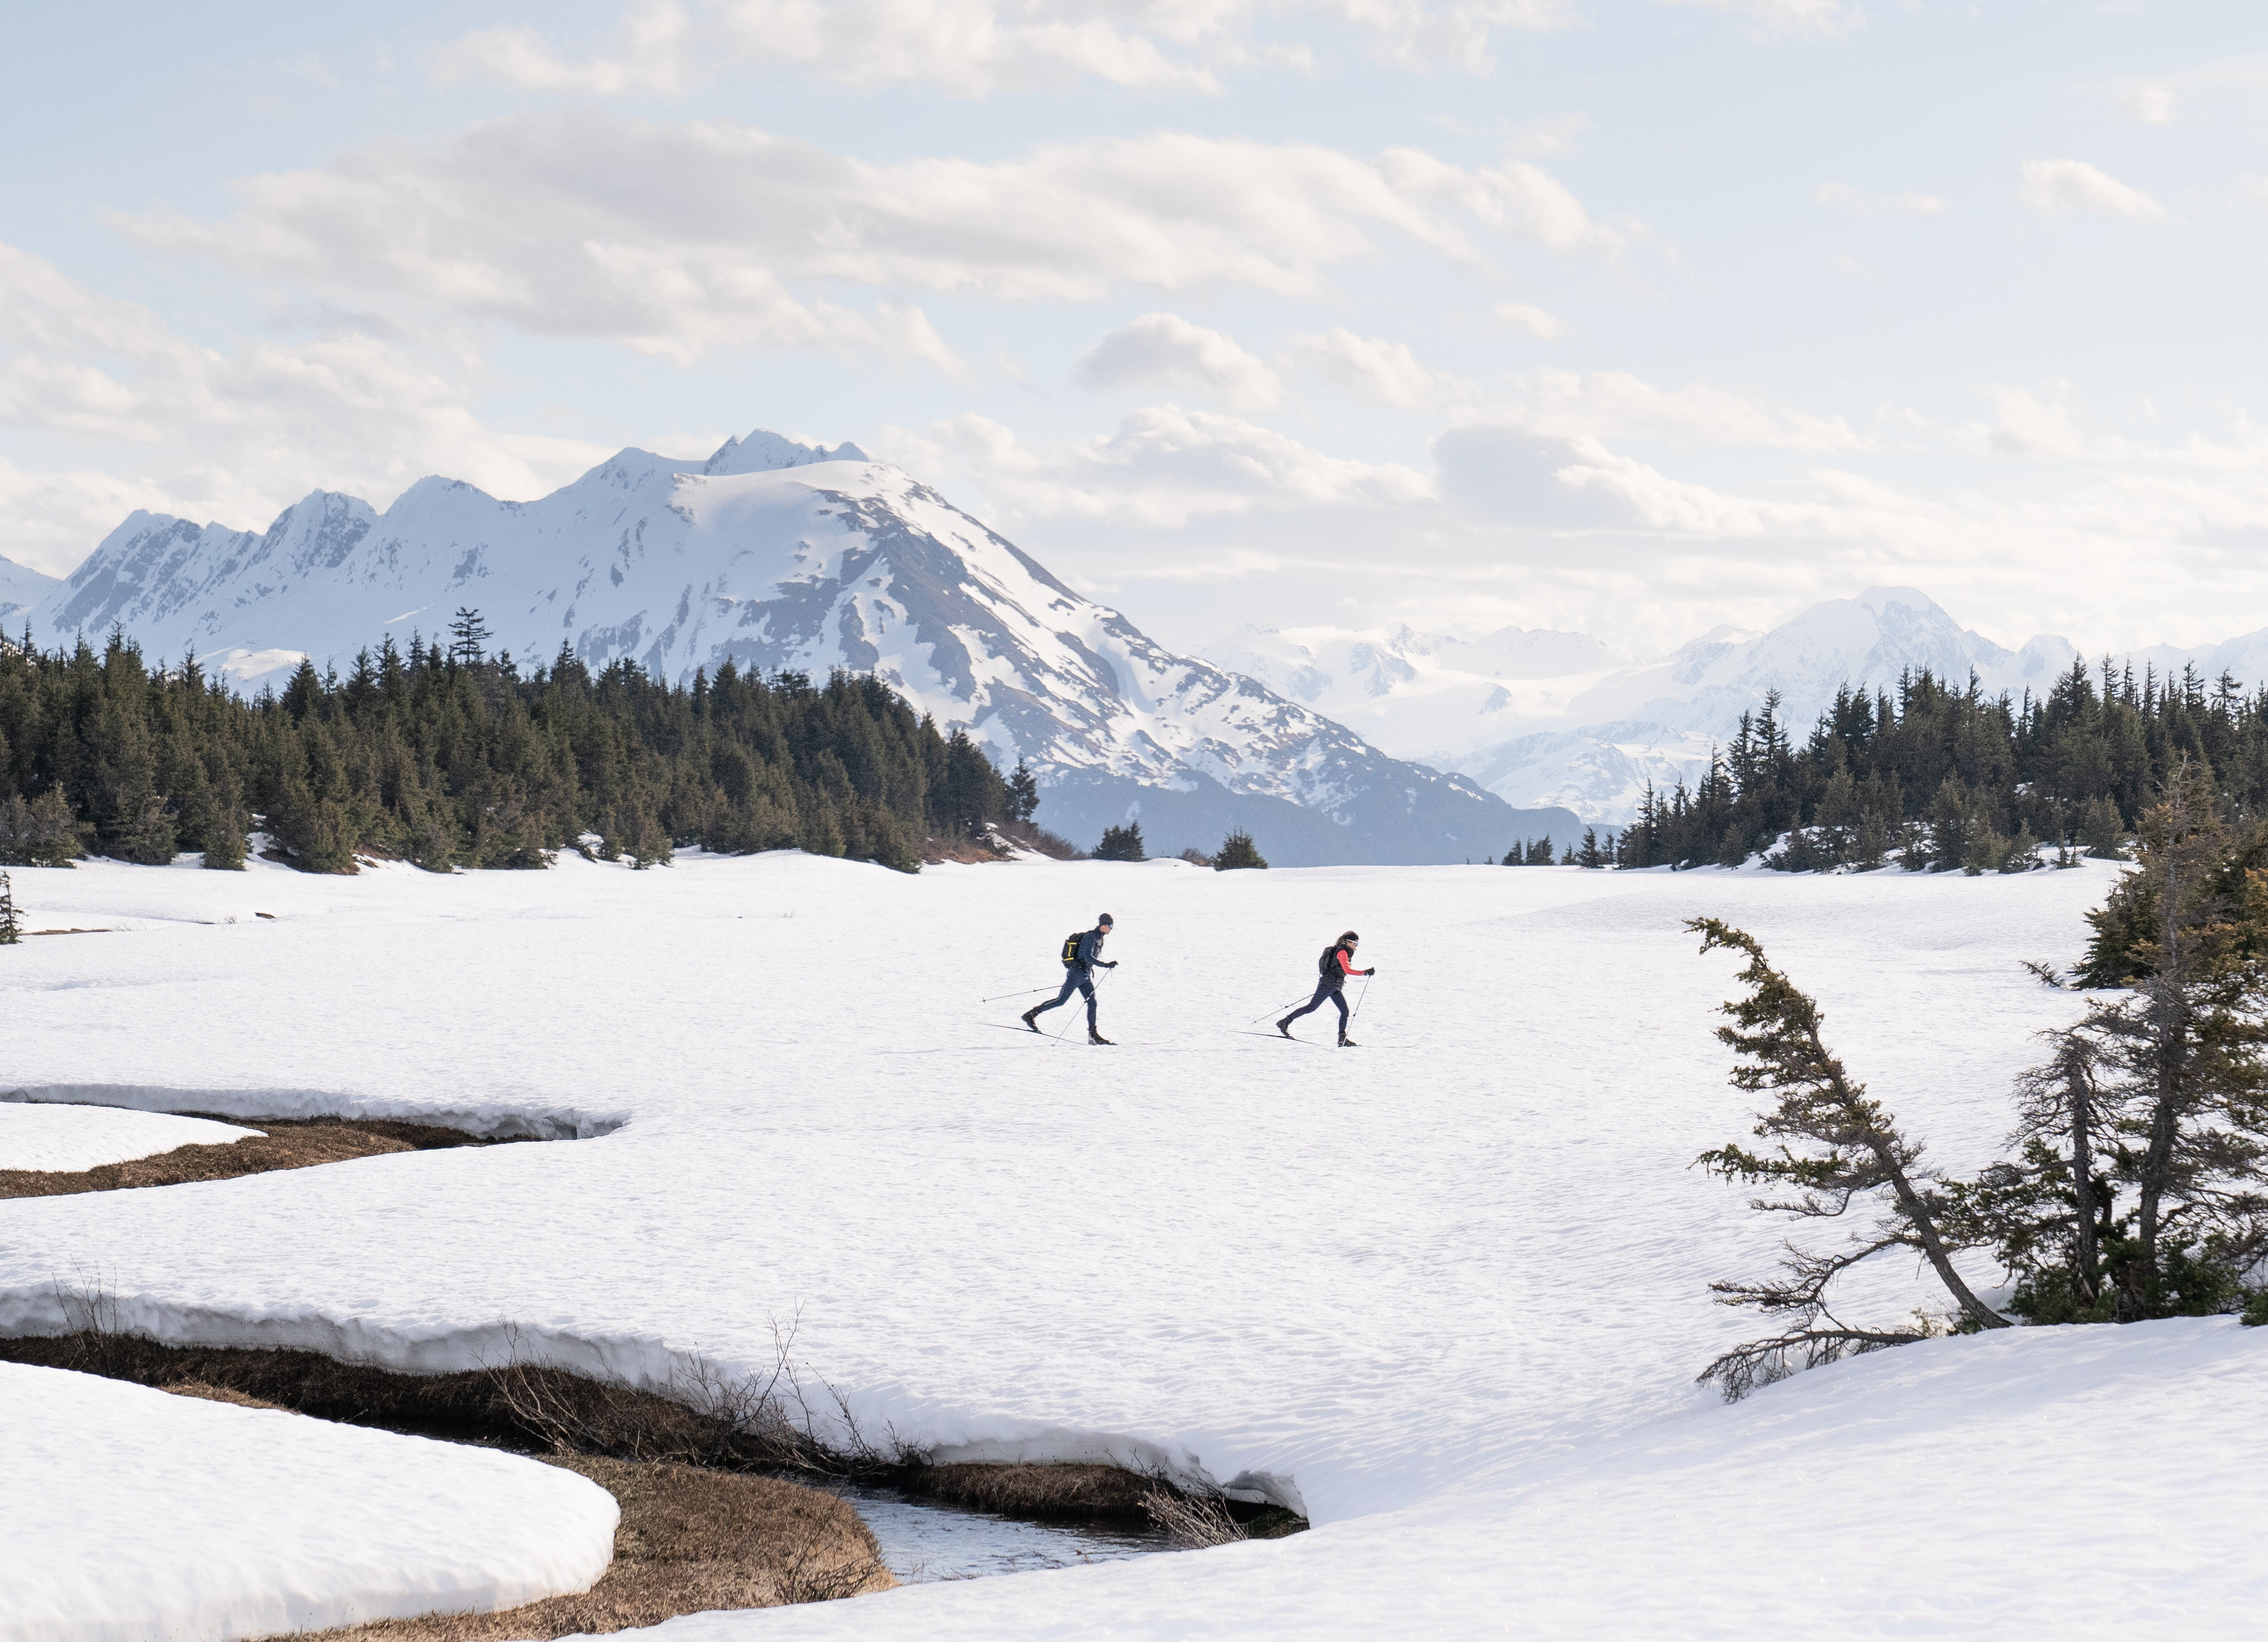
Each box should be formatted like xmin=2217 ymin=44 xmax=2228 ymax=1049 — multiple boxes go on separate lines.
xmin=1689 ymin=918 xmax=2008 ymax=1397
xmin=1214 ymin=828 xmax=1268 ymax=870
xmin=1007 ymin=758 xmax=1039 ymax=823
xmin=0 ymin=870 xmax=19 ymax=945
xmin=1094 ymin=821 xmax=1146 ymax=862
xmin=448 ymin=607 xmax=492 ymax=666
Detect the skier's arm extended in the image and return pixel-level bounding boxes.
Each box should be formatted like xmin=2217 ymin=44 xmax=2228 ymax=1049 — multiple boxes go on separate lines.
xmin=1337 ymin=949 xmax=1374 ymax=978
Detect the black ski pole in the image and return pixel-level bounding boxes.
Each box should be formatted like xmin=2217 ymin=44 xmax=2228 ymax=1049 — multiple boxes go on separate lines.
xmin=982 ymin=984 xmax=1058 ymax=1003
xmin=1350 ymin=973 xmax=1372 ymax=1023
xmin=1250 ymin=992 xmax=1309 ymax=1024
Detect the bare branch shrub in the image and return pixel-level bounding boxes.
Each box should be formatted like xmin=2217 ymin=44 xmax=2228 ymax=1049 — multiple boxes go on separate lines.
xmin=1140 ymin=1486 xmax=1247 ymax=1549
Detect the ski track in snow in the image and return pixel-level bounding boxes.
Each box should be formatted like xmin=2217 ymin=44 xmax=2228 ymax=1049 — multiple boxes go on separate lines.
xmin=3 ymin=849 xmax=2264 ymax=1635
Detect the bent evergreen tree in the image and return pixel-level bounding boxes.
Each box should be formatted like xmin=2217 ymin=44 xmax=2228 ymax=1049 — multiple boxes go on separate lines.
xmin=1689 ymin=917 xmax=2007 ymax=1399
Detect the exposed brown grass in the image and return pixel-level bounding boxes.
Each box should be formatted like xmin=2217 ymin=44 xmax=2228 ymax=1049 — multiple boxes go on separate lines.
xmin=910 ymin=1462 xmax=1158 ymax=1522
xmin=297 ymin=1456 xmax=891 ymax=1641
xmin=997 ymin=819 xmax=1085 ymax=860
xmin=163 ymin=1380 xmax=294 ymax=1411
xmin=0 ymin=1334 xmax=781 ymax=1459
xmin=1140 ymin=1487 xmax=1249 ymax=1549
xmin=0 ymin=1115 xmax=512 ymax=1199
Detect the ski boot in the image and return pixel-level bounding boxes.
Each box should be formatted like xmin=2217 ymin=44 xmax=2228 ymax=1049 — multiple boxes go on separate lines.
xmin=1089 ymin=1030 xmax=1116 ymax=1046
xmin=1020 ymin=1007 xmax=1042 ymax=1032
xmin=1275 ymin=1016 xmax=1295 ymax=1038
xmin=1337 ymin=1034 xmax=1358 ymax=1048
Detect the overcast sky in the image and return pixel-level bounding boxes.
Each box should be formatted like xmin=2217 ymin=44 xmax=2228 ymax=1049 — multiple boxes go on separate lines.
xmin=2 ymin=2 xmax=2264 ymax=657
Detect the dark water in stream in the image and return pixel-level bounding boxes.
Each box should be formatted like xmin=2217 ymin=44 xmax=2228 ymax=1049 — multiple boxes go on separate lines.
xmin=832 ymin=1485 xmax=1170 ymax=1581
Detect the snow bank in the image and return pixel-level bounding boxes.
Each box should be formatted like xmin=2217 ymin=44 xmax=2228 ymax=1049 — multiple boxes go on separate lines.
xmin=0 ymin=1363 xmax=617 ymax=1642
xmin=643 ymin=1319 xmax=2268 ymax=1640
xmin=3 ymin=851 xmax=2256 ymax=1633
xmin=0 ymin=1102 xmax=260 ymax=1173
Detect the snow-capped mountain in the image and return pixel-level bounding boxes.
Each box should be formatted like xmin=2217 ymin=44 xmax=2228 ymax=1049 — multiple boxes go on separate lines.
xmin=28 ymin=430 xmax=1578 ymax=865
xmin=0 ymin=551 xmax=57 ymax=627
xmin=1209 ymin=587 xmax=2268 ymax=824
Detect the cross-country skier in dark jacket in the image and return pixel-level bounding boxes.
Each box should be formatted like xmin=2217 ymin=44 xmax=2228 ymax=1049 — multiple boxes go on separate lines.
xmin=1024 ymin=913 xmax=1118 ymax=1043
xmin=1278 ymin=930 xmax=1373 ymax=1046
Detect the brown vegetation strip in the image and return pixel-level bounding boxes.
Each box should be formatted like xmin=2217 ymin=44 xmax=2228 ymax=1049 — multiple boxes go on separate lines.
xmin=305 ymin=1456 xmax=890 ymax=1638
xmin=155 ymin=1385 xmax=892 ymax=1636
xmin=911 ymin=1460 xmax=1158 ymax=1522
xmin=0 ymin=1116 xmax=515 ymax=1200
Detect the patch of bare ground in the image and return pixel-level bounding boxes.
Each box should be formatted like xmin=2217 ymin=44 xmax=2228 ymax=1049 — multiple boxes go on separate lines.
xmin=918 ymin=821 xmax=1085 ymax=864
xmin=299 ymin=1456 xmax=889 ymax=1640
xmin=0 ymin=1115 xmax=517 ymax=1199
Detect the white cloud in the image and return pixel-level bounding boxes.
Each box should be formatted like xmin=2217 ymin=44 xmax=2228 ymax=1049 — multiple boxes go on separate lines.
xmin=1075 ymin=314 xmax=1282 ymax=410
xmin=0 ymin=240 xmax=609 ymax=576
xmin=124 ymin=114 xmax=1626 ymax=367
xmin=432 ymin=0 xmax=1577 ymax=100
xmin=2119 ymin=82 xmax=2176 ymax=123
xmin=882 ymin=404 xmax=1433 ymax=533
xmin=1655 ymin=0 xmax=1862 ymax=41
xmin=1959 ymin=384 xmax=2097 ymax=461
xmin=1280 ymin=329 xmax=1478 ymax=409
xmin=1495 ymin=301 xmax=1566 ymax=339
xmin=1815 ymin=182 xmax=1947 ymax=215
xmin=2019 ymin=159 xmax=2167 ymax=221
xmin=1482 ymin=368 xmax=1872 ymax=452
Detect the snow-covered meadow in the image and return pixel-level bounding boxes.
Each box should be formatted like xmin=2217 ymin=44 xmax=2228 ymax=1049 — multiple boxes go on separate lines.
xmin=4 ymin=848 xmax=2264 ymax=1635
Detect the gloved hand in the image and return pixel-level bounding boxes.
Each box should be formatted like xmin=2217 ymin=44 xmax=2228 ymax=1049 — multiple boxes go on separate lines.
xmin=1105 ymin=960 xmax=1119 ymax=969
xmin=1365 ymin=967 xmax=1377 ymax=976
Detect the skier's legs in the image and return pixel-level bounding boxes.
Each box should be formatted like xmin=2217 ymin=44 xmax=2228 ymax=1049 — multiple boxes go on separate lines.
xmin=1079 ymin=973 xmax=1098 ymax=1031
xmin=1285 ymin=978 xmax=1337 ymax=1021
xmin=1329 ymin=991 xmax=1350 ymax=1034
xmin=1032 ymin=970 xmax=1086 ymax=1016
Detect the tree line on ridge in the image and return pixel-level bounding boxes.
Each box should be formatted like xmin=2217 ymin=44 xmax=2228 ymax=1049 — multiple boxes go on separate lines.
xmin=1505 ymin=658 xmax=2268 ymax=872
xmin=0 ymin=614 xmax=1031 ymax=875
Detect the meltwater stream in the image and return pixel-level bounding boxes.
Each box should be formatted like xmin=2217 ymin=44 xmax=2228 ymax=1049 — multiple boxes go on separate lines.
xmin=832 ymin=1485 xmax=1170 ymax=1581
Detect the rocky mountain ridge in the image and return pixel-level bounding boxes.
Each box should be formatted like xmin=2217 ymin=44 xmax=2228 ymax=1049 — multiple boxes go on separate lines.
xmin=24 ymin=430 xmax=1577 ymax=865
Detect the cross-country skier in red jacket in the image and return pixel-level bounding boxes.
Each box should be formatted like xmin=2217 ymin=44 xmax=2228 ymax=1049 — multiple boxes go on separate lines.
xmin=1278 ymin=930 xmax=1374 ymax=1046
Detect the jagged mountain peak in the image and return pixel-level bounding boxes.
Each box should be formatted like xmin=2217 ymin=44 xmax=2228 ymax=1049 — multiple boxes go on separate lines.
xmin=25 ymin=427 xmax=1571 ymax=864
xmin=702 ymin=429 xmax=872 ymax=477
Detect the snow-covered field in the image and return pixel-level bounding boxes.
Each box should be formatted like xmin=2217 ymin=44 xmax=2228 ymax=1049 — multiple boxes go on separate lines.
xmin=3 ymin=1361 xmax=616 ymax=1642
xmin=3 ymin=848 xmax=2263 ymax=1635
xmin=0 ymin=1102 xmax=260 ymax=1173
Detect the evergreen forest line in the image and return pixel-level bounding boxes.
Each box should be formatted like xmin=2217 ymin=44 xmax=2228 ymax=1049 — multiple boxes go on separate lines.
xmin=1503 ymin=659 xmax=2268 ymax=873
xmin=0 ymin=618 xmax=1034 ymax=875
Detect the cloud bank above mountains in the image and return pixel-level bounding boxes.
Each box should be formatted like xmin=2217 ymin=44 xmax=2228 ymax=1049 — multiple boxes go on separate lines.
xmin=2 ymin=4 xmax=2265 ymax=670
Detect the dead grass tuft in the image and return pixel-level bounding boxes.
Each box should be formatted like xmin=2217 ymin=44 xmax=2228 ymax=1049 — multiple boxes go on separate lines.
xmin=300 ymin=1456 xmax=891 ymax=1641
xmin=0 ymin=1115 xmax=515 ymax=1199
xmin=162 ymin=1380 xmax=294 ymax=1411
xmin=1140 ymin=1487 xmax=1249 ymax=1549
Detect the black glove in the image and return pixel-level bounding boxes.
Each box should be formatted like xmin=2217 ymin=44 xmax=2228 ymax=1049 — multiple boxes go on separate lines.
xmin=1105 ymin=961 xmax=1119 ymax=969
xmin=1365 ymin=967 xmax=1377 ymax=976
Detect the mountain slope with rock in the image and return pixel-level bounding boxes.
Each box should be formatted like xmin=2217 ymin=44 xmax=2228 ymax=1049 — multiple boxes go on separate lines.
xmin=1209 ymin=588 xmax=2268 ymax=824
xmin=0 ymin=551 xmax=56 ymax=627
xmin=25 ymin=430 xmax=1575 ymax=865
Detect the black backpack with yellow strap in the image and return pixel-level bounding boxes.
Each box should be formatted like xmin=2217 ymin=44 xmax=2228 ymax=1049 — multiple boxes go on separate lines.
xmin=1062 ymin=931 xmax=1088 ymax=968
